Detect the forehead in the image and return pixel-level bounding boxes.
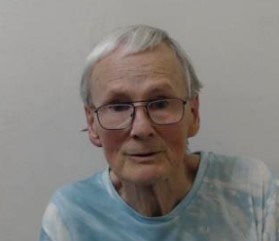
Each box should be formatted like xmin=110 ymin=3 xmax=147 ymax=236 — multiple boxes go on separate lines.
xmin=90 ymin=43 xmax=187 ymax=104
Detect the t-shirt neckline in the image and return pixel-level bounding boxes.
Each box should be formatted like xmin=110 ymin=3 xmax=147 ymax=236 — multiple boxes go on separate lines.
xmin=104 ymin=151 xmax=209 ymax=223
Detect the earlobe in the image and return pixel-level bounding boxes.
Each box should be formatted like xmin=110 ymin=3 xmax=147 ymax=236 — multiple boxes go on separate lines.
xmin=188 ymin=96 xmax=200 ymax=138
xmin=84 ymin=106 xmax=102 ymax=147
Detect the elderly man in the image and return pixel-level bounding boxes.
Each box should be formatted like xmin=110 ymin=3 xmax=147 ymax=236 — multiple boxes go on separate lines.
xmin=40 ymin=25 xmax=278 ymax=241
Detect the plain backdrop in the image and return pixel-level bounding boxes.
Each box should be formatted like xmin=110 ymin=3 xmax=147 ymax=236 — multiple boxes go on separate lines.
xmin=0 ymin=0 xmax=278 ymax=240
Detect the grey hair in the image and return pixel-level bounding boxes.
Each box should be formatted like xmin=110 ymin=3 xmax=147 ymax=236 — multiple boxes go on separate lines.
xmin=80 ymin=25 xmax=202 ymax=106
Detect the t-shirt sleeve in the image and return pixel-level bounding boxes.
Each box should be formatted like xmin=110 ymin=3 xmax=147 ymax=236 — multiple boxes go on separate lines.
xmin=263 ymin=176 xmax=279 ymax=241
xmin=39 ymin=202 xmax=71 ymax=241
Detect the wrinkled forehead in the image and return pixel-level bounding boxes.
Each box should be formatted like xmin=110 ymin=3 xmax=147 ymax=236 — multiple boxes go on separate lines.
xmin=91 ymin=43 xmax=186 ymax=86
xmin=88 ymin=44 xmax=188 ymax=105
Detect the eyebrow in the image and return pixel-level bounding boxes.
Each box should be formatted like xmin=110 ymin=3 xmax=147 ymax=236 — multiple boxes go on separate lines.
xmin=103 ymin=92 xmax=132 ymax=103
xmin=143 ymin=83 xmax=178 ymax=96
xmin=105 ymin=84 xmax=176 ymax=102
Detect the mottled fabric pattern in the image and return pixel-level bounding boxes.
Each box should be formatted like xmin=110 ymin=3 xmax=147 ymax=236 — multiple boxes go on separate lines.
xmin=39 ymin=152 xmax=279 ymax=241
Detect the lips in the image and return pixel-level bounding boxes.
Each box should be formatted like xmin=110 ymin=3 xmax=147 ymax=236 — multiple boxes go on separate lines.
xmin=127 ymin=151 xmax=160 ymax=156
xmin=125 ymin=151 xmax=162 ymax=162
xmin=134 ymin=153 xmax=154 ymax=157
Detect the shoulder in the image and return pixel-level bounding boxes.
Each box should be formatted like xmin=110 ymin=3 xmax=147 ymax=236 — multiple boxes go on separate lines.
xmin=205 ymin=152 xmax=272 ymax=180
xmin=198 ymin=152 xmax=279 ymax=237
xmin=50 ymin=170 xmax=109 ymax=210
xmin=202 ymin=152 xmax=276 ymax=195
xmin=41 ymin=169 xmax=113 ymax=236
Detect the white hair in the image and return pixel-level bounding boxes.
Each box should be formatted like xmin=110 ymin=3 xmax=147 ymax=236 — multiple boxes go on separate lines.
xmin=80 ymin=25 xmax=202 ymax=106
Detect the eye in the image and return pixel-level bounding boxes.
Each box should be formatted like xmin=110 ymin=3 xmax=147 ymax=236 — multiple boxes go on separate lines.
xmin=107 ymin=104 xmax=131 ymax=112
xmin=149 ymin=99 xmax=170 ymax=110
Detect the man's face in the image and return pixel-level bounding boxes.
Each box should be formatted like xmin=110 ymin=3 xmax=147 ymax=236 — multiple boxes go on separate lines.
xmin=85 ymin=43 xmax=200 ymax=185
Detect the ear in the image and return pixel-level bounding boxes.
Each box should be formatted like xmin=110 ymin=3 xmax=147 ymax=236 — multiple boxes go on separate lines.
xmin=84 ymin=106 xmax=102 ymax=147
xmin=187 ymin=95 xmax=200 ymax=138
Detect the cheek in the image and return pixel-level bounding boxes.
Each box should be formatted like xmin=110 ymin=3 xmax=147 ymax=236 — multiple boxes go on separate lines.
xmin=161 ymin=125 xmax=187 ymax=158
xmin=168 ymin=135 xmax=186 ymax=155
xmin=99 ymin=132 xmax=124 ymax=161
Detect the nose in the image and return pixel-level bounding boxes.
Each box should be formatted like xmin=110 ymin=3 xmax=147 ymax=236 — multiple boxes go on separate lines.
xmin=130 ymin=106 xmax=155 ymax=139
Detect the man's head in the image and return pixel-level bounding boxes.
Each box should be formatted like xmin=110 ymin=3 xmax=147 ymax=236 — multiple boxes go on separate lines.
xmin=80 ymin=25 xmax=202 ymax=106
xmin=81 ymin=25 xmax=202 ymax=185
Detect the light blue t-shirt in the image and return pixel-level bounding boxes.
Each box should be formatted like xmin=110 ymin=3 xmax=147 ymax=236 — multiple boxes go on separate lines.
xmin=40 ymin=152 xmax=279 ymax=241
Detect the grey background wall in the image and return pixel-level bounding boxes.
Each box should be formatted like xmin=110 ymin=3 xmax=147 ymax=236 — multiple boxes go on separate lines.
xmin=1 ymin=0 xmax=278 ymax=240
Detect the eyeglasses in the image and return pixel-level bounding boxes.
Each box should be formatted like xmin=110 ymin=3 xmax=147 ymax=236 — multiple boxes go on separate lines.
xmin=92 ymin=98 xmax=188 ymax=130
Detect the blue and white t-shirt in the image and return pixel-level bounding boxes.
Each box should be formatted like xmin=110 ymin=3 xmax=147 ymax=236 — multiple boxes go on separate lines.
xmin=40 ymin=152 xmax=279 ymax=241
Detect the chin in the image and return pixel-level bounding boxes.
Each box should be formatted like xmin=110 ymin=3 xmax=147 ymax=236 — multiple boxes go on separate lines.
xmin=122 ymin=165 xmax=168 ymax=186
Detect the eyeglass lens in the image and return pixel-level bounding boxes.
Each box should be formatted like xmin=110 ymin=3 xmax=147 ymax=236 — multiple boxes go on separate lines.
xmin=97 ymin=99 xmax=185 ymax=130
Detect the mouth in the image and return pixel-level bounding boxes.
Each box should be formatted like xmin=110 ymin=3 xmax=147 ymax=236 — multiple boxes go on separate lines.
xmin=125 ymin=151 xmax=162 ymax=162
xmin=128 ymin=150 xmax=160 ymax=156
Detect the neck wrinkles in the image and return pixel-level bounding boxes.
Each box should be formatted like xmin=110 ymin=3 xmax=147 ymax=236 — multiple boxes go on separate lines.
xmin=110 ymin=153 xmax=200 ymax=217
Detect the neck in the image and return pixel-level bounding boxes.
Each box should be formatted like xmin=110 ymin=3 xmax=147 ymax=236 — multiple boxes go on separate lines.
xmin=110 ymin=153 xmax=200 ymax=217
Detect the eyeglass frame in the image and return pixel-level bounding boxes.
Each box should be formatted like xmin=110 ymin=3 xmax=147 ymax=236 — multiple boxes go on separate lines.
xmin=89 ymin=97 xmax=189 ymax=130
